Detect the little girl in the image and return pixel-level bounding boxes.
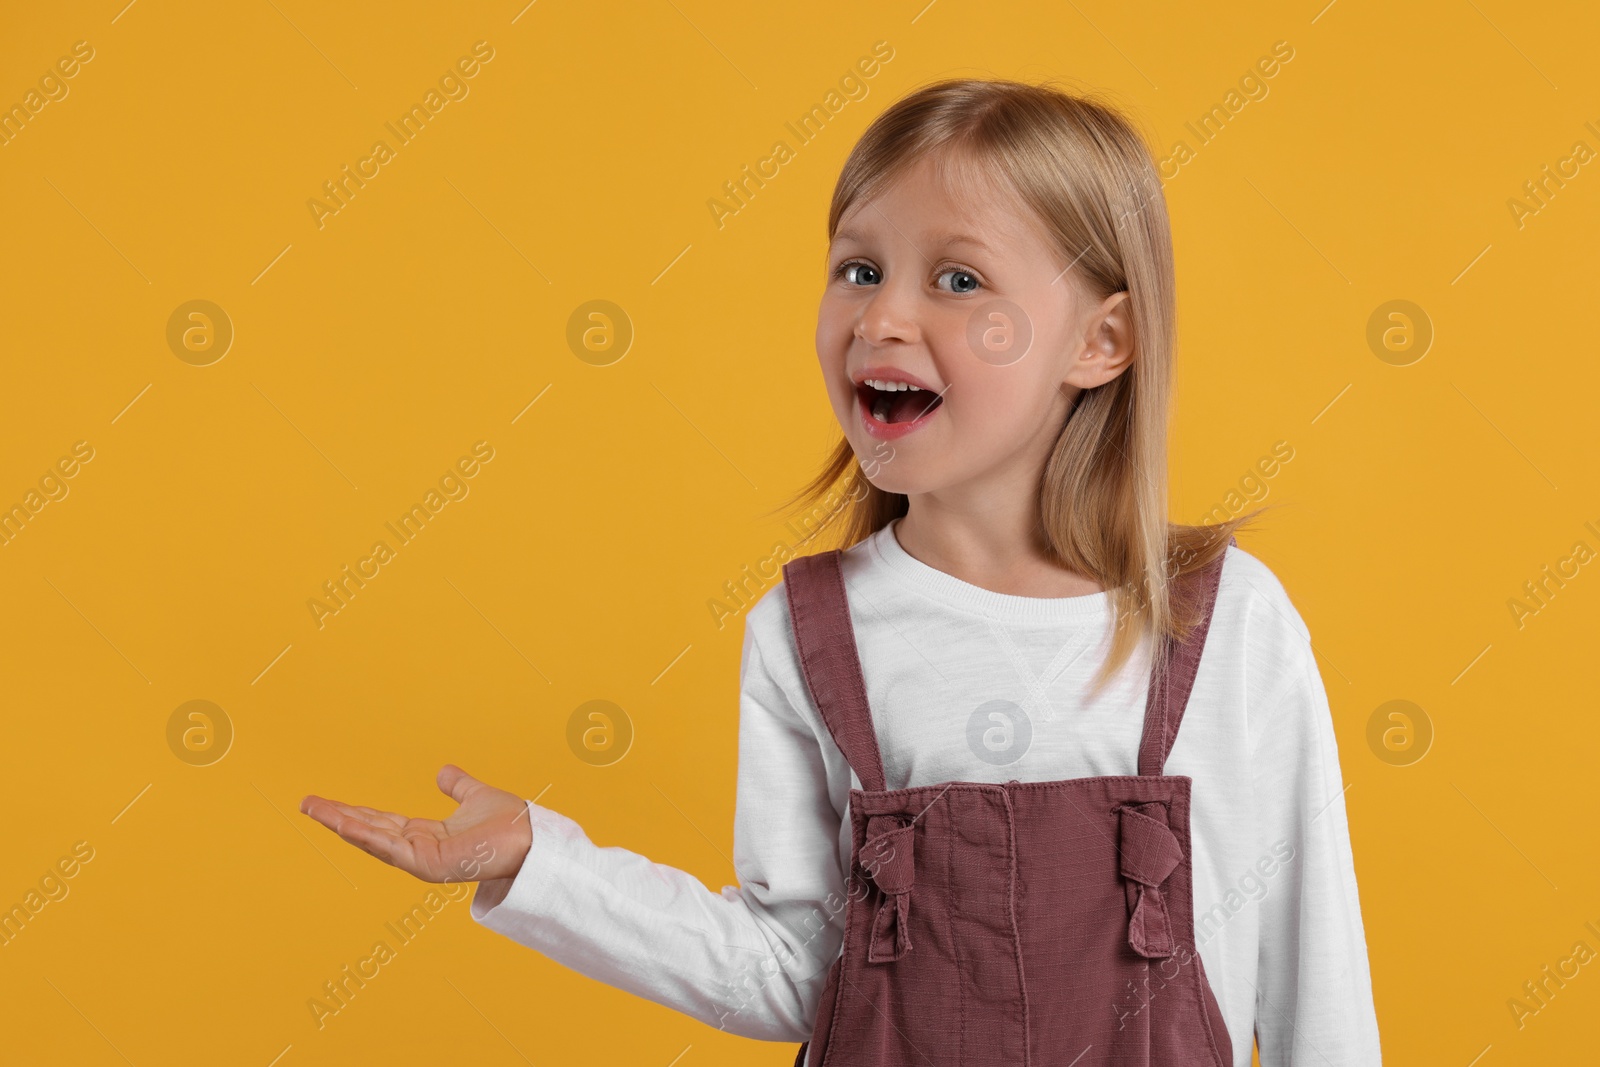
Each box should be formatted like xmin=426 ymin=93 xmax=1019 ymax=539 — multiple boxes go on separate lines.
xmin=302 ymin=78 xmax=1382 ymax=1065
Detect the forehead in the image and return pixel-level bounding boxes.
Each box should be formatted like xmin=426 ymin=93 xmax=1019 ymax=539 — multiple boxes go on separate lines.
xmin=832 ymin=151 xmax=1046 ymax=256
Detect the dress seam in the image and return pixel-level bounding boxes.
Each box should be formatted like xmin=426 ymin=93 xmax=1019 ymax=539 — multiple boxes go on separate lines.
xmin=946 ymin=812 xmax=967 ymax=1066
xmin=1001 ymin=787 xmax=1032 ymax=1067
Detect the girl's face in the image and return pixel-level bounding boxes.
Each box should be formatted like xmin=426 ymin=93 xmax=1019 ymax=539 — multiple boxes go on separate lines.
xmin=815 ymin=153 xmax=1134 ymax=502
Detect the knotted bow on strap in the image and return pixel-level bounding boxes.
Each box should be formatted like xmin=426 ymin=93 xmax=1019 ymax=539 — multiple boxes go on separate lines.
xmin=1117 ymin=802 xmax=1185 ymax=958
xmin=860 ymin=814 xmax=916 ymax=962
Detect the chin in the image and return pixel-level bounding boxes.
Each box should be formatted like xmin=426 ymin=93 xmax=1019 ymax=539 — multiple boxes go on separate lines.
xmin=854 ymin=461 xmax=933 ymax=498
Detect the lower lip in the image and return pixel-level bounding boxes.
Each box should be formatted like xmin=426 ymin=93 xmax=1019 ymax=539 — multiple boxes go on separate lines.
xmin=857 ymin=387 xmax=943 ymax=440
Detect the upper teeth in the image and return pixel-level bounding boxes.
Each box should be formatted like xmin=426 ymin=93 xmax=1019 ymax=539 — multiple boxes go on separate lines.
xmin=864 ymin=379 xmax=922 ymax=391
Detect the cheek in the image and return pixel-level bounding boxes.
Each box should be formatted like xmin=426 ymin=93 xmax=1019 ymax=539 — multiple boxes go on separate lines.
xmin=814 ymin=306 xmax=854 ymax=377
xmin=955 ymin=373 xmax=1012 ymax=426
xmin=813 ymin=316 xmax=835 ymax=362
xmin=815 ymin=298 xmax=846 ymax=342
xmin=947 ymin=363 xmax=1057 ymax=433
xmin=813 ymin=315 xmax=854 ymax=413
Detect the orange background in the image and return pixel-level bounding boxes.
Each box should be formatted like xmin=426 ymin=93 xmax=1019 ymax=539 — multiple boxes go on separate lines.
xmin=2 ymin=1 xmax=1597 ymax=1064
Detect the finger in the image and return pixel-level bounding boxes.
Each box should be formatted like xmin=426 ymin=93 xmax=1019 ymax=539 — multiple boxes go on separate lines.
xmin=314 ymin=797 xmax=409 ymax=831
xmin=308 ymin=803 xmax=417 ymax=870
xmin=301 ymin=799 xmax=414 ymax=853
xmin=300 ymin=796 xmax=389 ymax=834
xmin=437 ymin=764 xmax=481 ymax=804
xmin=330 ymin=815 xmax=412 ymax=868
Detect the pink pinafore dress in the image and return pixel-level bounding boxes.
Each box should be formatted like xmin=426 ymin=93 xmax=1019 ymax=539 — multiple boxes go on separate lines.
xmin=782 ymin=539 xmax=1236 ymax=1067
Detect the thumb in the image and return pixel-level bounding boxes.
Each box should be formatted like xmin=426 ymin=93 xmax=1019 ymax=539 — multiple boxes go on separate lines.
xmin=437 ymin=763 xmax=481 ymax=804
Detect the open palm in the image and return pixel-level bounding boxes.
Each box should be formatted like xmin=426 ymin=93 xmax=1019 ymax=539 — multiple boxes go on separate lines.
xmin=300 ymin=764 xmax=532 ymax=884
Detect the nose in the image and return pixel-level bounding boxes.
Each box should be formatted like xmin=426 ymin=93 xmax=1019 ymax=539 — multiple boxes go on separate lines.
xmin=854 ymin=278 xmax=920 ymax=348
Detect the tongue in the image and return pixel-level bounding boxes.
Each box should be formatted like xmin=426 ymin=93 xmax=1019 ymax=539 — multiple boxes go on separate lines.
xmin=880 ymin=390 xmax=937 ymax=423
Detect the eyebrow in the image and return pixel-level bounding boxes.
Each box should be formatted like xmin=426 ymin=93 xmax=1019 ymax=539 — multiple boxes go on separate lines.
xmin=831 ymin=228 xmax=998 ymax=257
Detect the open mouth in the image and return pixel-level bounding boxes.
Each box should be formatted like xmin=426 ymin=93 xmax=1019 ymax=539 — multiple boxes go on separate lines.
xmin=855 ymin=381 xmax=945 ymax=426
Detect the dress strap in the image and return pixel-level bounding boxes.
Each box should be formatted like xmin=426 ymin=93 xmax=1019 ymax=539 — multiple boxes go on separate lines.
xmin=782 ymin=549 xmax=888 ymax=793
xmin=1137 ymin=536 xmax=1234 ymax=777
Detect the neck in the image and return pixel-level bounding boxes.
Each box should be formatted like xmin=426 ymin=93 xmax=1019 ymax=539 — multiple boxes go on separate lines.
xmin=894 ymin=497 xmax=1102 ymax=598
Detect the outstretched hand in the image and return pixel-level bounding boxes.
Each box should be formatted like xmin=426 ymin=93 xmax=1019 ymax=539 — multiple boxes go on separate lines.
xmin=300 ymin=764 xmax=533 ymax=884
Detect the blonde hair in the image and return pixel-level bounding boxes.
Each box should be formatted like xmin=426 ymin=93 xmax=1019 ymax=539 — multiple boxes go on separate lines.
xmin=771 ymin=77 xmax=1275 ymax=697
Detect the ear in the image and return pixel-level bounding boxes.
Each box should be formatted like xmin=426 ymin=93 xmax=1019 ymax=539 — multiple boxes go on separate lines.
xmin=1062 ymin=291 xmax=1135 ymax=390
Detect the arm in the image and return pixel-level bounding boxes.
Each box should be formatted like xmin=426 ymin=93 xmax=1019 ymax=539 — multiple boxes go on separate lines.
xmin=1248 ymin=619 xmax=1384 ymax=1064
xmin=469 ymin=617 xmax=848 ymax=1040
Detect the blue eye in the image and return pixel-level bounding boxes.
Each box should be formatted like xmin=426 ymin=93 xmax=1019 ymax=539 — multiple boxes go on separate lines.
xmin=937 ymin=267 xmax=981 ymax=293
xmin=834 ymin=260 xmax=880 ymax=285
xmin=833 ymin=259 xmax=984 ymax=293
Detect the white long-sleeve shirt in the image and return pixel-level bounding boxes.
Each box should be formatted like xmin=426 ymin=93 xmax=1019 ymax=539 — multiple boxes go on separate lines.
xmin=470 ymin=519 xmax=1383 ymax=1065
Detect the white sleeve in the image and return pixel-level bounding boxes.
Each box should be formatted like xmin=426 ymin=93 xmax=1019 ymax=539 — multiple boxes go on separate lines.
xmin=469 ymin=615 xmax=847 ymax=1041
xmin=1248 ymin=609 xmax=1384 ymax=1064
